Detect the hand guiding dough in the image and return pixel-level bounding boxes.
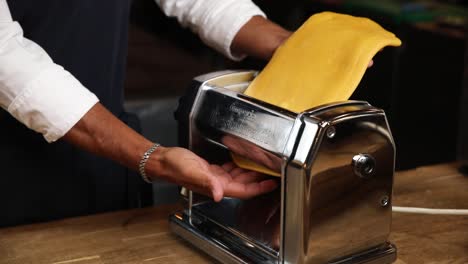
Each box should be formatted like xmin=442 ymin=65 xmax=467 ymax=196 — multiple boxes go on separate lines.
xmin=245 ymin=11 xmax=401 ymax=113
xmin=233 ymin=12 xmax=401 ymax=176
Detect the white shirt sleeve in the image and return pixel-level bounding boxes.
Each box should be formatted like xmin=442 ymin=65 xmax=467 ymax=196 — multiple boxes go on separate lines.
xmin=0 ymin=0 xmax=99 ymax=143
xmin=155 ymin=0 xmax=266 ymax=61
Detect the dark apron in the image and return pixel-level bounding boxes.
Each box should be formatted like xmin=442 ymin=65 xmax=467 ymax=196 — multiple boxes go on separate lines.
xmin=0 ymin=0 xmax=151 ymax=227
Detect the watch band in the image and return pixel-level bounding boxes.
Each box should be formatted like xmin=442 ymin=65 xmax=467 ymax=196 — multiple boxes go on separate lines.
xmin=139 ymin=143 xmax=160 ymax=184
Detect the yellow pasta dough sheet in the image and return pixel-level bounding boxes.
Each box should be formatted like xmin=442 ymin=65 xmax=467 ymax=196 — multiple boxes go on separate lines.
xmin=233 ymin=11 xmax=402 ymax=176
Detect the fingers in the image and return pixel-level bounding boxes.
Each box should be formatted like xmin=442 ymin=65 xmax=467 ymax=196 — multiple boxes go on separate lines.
xmin=222 ymin=162 xmax=249 ymax=175
xmin=230 ymin=167 xmax=250 ymax=177
xmin=232 ymin=171 xmax=268 ymax=184
xmin=187 ymin=173 xmax=224 ymax=202
xmin=210 ymin=179 xmax=224 ymax=202
xmin=368 ymin=48 xmax=383 ymax=68
xmin=196 ymin=175 xmax=277 ymax=201
xmin=221 ymin=162 xmax=236 ymax=172
xmin=224 ymin=179 xmax=278 ymax=200
xmin=205 ymin=166 xmax=226 ymax=202
xmin=222 ymin=162 xmax=270 ymax=183
xmin=184 ymin=161 xmax=278 ymax=202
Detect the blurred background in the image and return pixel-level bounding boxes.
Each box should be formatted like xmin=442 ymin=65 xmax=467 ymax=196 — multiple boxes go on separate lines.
xmin=122 ymin=0 xmax=467 ymax=204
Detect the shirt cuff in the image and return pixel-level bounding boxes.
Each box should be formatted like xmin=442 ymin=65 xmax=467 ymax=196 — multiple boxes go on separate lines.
xmin=202 ymin=2 xmax=266 ymax=61
xmin=8 ymin=65 xmax=99 ymax=143
xmin=157 ymin=0 xmax=266 ymax=61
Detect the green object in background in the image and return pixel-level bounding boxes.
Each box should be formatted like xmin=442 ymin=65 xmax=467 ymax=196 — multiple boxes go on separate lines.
xmin=343 ymin=0 xmax=468 ymax=25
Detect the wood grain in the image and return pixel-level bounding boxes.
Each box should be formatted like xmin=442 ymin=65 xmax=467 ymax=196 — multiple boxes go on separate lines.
xmin=390 ymin=163 xmax=468 ymax=264
xmin=0 ymin=163 xmax=467 ymax=263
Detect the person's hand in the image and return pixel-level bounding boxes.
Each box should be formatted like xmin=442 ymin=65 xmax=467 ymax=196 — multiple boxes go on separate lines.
xmin=146 ymin=147 xmax=278 ymax=202
xmin=222 ymin=135 xmax=282 ymax=174
xmin=231 ymin=16 xmax=292 ymax=60
xmin=232 ymin=16 xmax=377 ymax=69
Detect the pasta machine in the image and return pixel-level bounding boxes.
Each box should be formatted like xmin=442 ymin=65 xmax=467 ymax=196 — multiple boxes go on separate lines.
xmin=170 ymin=70 xmax=397 ymax=264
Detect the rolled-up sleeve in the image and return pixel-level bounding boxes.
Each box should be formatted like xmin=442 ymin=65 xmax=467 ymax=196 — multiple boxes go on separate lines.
xmin=0 ymin=0 xmax=99 ymax=142
xmin=155 ymin=0 xmax=266 ymax=60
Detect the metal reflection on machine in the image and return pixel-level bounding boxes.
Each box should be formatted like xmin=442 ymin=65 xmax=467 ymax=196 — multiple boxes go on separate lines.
xmin=170 ymin=70 xmax=397 ymax=264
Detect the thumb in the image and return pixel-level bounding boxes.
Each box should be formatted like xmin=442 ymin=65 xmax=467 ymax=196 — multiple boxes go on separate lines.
xmin=209 ymin=177 xmax=224 ymax=202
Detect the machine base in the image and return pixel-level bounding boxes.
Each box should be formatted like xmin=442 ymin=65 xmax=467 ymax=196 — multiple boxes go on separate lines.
xmin=169 ymin=211 xmax=397 ymax=264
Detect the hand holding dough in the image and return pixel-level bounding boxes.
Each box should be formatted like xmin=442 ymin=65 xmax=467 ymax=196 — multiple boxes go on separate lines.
xmin=233 ymin=12 xmax=401 ymax=176
xmin=244 ymin=11 xmax=402 ymax=113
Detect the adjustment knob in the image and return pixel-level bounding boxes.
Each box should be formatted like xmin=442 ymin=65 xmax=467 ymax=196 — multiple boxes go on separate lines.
xmin=352 ymin=154 xmax=376 ymax=178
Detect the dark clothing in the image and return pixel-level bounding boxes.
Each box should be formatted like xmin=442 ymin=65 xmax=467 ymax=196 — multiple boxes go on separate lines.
xmin=0 ymin=0 xmax=150 ymax=227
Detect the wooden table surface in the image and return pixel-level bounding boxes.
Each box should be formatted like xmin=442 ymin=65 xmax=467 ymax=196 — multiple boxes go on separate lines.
xmin=0 ymin=163 xmax=467 ymax=264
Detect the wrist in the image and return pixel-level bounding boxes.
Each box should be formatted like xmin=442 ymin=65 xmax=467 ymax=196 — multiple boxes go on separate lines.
xmin=142 ymin=145 xmax=167 ymax=181
xmin=138 ymin=143 xmax=161 ymax=183
xmin=268 ymin=28 xmax=292 ymax=58
xmin=231 ymin=16 xmax=292 ymax=60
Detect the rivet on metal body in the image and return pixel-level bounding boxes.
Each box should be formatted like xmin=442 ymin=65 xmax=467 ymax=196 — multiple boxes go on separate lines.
xmin=326 ymin=126 xmax=336 ymax=139
xmin=380 ymin=195 xmax=390 ymax=207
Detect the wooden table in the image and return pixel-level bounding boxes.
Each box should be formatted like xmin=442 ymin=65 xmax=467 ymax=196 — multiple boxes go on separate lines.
xmin=1 ymin=163 xmax=467 ymax=264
